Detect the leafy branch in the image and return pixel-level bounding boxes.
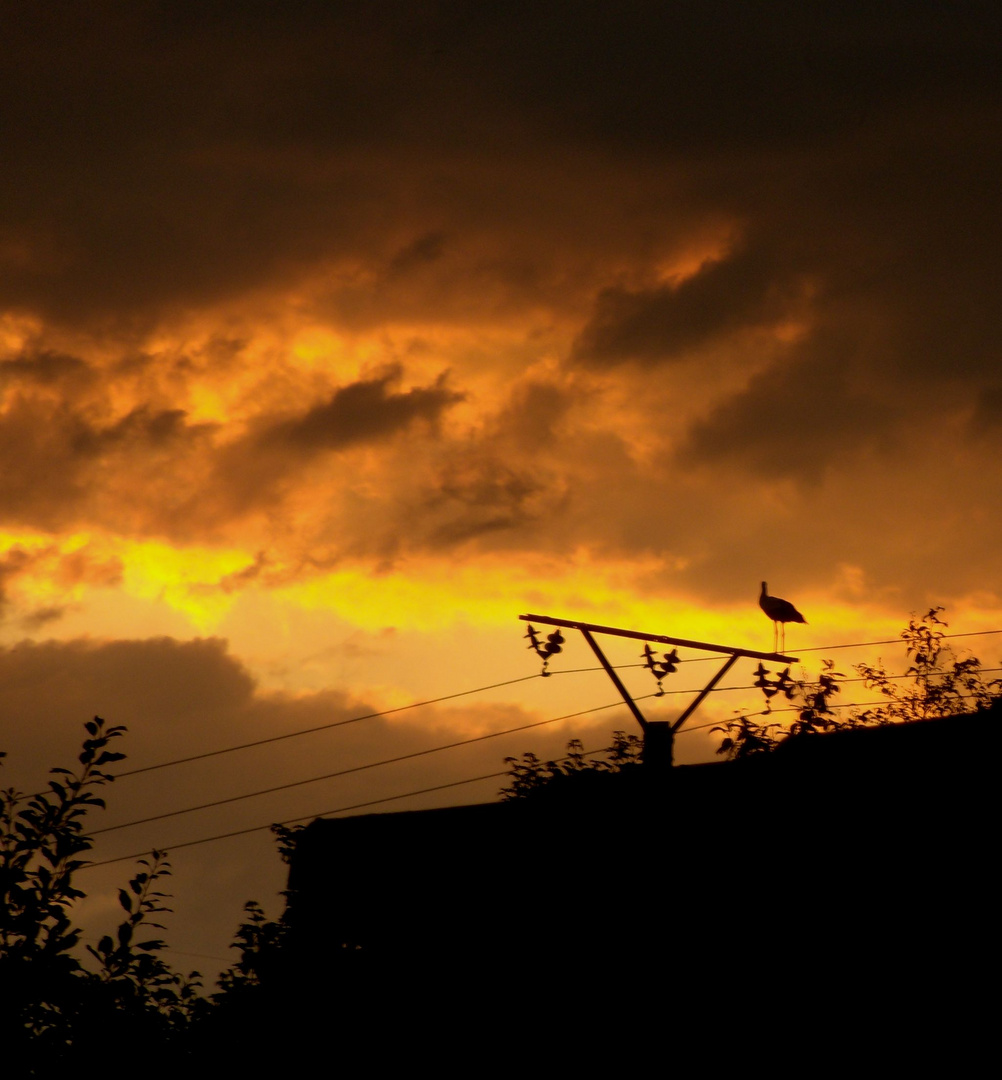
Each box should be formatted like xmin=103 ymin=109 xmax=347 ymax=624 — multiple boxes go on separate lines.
xmin=1 ymin=716 xmax=126 ymax=969
xmin=501 ymin=731 xmax=644 ymax=799
xmin=714 ymin=608 xmax=1000 ymax=760
xmin=1 ymin=717 xmax=204 ymax=1064
xmin=856 ymin=607 xmax=1001 ymax=724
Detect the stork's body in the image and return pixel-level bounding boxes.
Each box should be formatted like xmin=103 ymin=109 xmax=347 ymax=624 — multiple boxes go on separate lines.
xmin=759 ymin=581 xmax=806 ymax=653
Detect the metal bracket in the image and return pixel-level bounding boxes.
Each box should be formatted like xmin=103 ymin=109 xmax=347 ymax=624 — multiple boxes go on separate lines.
xmin=520 ymin=612 xmax=799 ymax=768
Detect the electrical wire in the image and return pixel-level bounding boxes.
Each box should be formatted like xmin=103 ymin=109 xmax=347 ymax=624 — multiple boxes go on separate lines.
xmin=94 ymin=627 xmax=1002 ymax=784
xmin=71 ymin=653 xmax=1002 ymax=836
xmin=644 ymin=666 xmax=1002 ymax=699
xmin=795 ymin=628 xmax=1002 ymax=653
xmin=111 ymin=672 xmax=541 ymax=779
xmin=83 ymin=770 xmax=511 ymax=869
xmin=90 ymin=694 xmax=659 ymax=836
xmin=547 ymin=627 xmax=1002 ymax=663
xmin=84 ymin=738 xmax=641 ymax=869
xmin=43 ymin=627 xmax=1002 ymax=858
xmin=82 ymin=683 xmax=999 ymax=868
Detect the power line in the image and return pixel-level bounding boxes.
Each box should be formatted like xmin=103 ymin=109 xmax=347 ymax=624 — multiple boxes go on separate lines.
xmin=795 ymin=627 xmax=1002 ymax=653
xmin=85 ymin=735 xmax=651 ymax=869
xmin=648 ymin=666 xmax=1002 ymax=698
xmin=29 ymin=624 xmax=1001 ymax=827
xmin=83 ymin=770 xmax=511 ymax=869
xmin=85 ymin=654 xmax=1002 ymax=837
xmin=558 ymin=627 xmax=1002 ymax=663
xmin=91 ymin=694 xmax=658 ymax=836
xmin=98 ymin=627 xmax=1002 ymax=785
xmin=83 ymin=686 xmax=999 ymax=869
xmin=114 ymin=672 xmax=542 ymax=780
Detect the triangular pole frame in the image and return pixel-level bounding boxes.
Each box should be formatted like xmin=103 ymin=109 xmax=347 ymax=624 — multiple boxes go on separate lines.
xmin=520 ymin=613 xmax=799 ymax=768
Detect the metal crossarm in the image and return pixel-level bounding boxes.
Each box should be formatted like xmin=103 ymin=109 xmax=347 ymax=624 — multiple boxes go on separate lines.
xmin=520 ymin=613 xmax=798 ymax=664
xmin=519 ymin=612 xmax=799 ymax=767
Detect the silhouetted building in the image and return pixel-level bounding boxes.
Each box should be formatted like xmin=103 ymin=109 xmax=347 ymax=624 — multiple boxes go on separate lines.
xmin=281 ymin=711 xmax=996 ymax=1036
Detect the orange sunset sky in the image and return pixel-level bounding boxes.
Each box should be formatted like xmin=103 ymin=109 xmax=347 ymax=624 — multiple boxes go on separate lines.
xmin=3 ymin=2 xmax=1002 ymax=976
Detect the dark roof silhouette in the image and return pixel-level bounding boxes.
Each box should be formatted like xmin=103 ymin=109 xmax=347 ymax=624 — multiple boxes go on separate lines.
xmin=274 ymin=708 xmax=996 ymax=1048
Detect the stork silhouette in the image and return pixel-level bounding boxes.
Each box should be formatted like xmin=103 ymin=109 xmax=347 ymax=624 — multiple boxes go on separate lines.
xmin=759 ymin=581 xmax=806 ymax=653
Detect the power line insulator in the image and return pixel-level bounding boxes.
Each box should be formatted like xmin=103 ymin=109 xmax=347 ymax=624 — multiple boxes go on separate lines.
xmin=525 ymin=625 xmax=564 ymax=676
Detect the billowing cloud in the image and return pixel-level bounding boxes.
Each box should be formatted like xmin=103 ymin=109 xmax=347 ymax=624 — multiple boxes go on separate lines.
xmin=971 ymin=386 xmax=1002 ymax=434
xmin=0 ymin=382 xmax=216 ymax=532
xmin=572 ymin=241 xmax=808 ymax=365
xmin=678 ymin=331 xmax=896 ymax=481
xmin=194 ymin=366 xmax=465 ymax=534
xmin=254 ymin=367 xmax=462 ymax=455
xmin=0 ymin=541 xmax=122 ymax=626
xmin=0 ymin=350 xmax=93 ymax=387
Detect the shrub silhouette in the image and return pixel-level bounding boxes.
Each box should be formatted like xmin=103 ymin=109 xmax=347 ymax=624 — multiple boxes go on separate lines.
xmin=1 ymin=717 xmax=204 ymax=1072
xmin=713 ymin=608 xmax=1000 ymax=759
xmin=500 ymin=730 xmax=643 ymax=798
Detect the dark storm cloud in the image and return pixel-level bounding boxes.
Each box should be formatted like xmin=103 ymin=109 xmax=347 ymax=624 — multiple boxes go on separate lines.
xmin=192 ymin=367 xmax=465 ymax=527
xmin=572 ymin=242 xmax=806 ymax=365
xmin=216 ymin=551 xmax=270 ymax=594
xmin=0 ymin=398 xmax=105 ymax=526
xmin=199 ymin=376 xmax=582 ymax=564
xmin=444 ymin=2 xmax=1002 ymax=153
xmin=0 ymin=388 xmax=215 ymax=530
xmin=678 ymin=332 xmax=895 ymax=481
xmin=970 ymin=386 xmax=1002 ymax=433
xmin=2 ymin=1 xmax=1001 ymax=589
xmin=19 ymin=606 xmax=69 ymax=631
xmin=257 ymin=367 xmax=462 ymax=454
xmin=71 ymin=405 xmax=193 ymax=455
xmin=387 ymin=232 xmax=449 ymax=277
xmin=333 ymin=376 xmax=582 ymax=555
xmin=0 ymin=345 xmax=462 ymax=538
xmin=412 ymin=377 xmax=578 ymax=546
xmin=0 ymin=350 xmax=93 ymax=387
xmin=492 ymin=379 xmax=575 ymax=450
xmin=2 ymin=2 xmax=998 ymax=327
xmin=424 ymin=458 xmax=551 ymax=546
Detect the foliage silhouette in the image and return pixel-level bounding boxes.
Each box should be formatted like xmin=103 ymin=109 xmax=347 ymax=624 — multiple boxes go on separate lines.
xmin=215 ymin=900 xmax=288 ymax=996
xmin=714 ymin=608 xmax=1000 ymax=759
xmin=712 ymin=712 xmax=783 ymax=759
xmin=1 ymin=717 xmax=204 ymax=1072
xmin=714 ymin=658 xmax=850 ymax=759
xmin=856 ymin=607 xmax=1001 ymax=723
xmin=501 ymin=730 xmax=643 ymax=799
xmin=211 ymin=824 xmax=301 ymax=1005
xmin=1 ymin=717 xmax=126 ymax=975
xmin=0 ymin=716 xmax=307 ymax=1071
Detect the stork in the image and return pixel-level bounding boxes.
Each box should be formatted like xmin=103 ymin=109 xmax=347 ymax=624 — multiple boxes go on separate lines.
xmin=759 ymin=581 xmax=806 ymax=653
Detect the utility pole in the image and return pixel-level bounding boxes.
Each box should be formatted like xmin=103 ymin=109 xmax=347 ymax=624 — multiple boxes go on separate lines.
xmin=520 ymin=613 xmax=798 ymax=769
